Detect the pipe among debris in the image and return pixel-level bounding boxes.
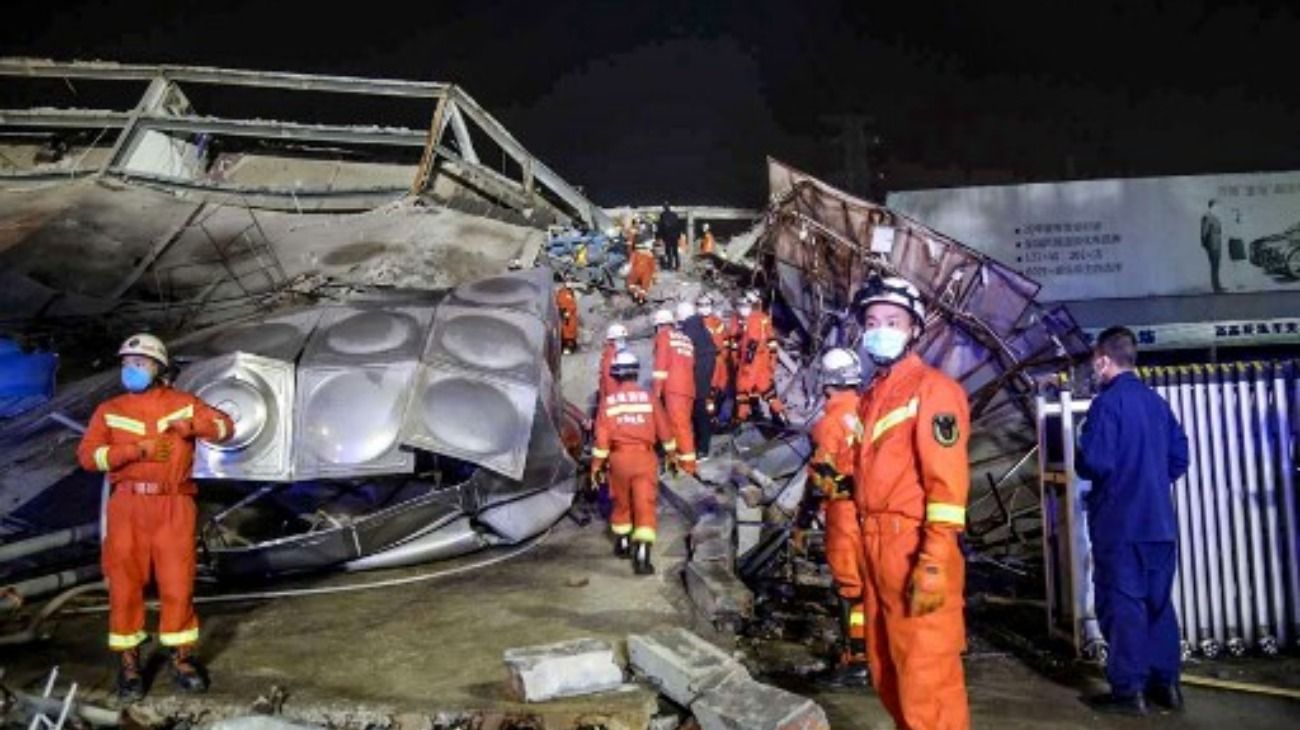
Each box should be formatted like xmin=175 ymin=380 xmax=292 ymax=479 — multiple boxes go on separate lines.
xmin=0 ymin=580 xmax=107 ymax=647
xmin=0 ymin=522 xmax=99 ymax=565
xmin=12 ymin=688 xmax=120 ymax=727
xmin=1 ymin=565 xmax=101 ymax=613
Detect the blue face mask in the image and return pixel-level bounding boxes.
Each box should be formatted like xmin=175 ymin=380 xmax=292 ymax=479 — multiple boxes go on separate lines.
xmin=121 ymin=364 xmax=154 ymax=393
xmin=862 ymin=327 xmax=910 ymax=366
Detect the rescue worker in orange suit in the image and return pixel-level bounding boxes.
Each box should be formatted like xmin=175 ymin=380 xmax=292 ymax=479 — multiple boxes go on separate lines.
xmin=809 ymin=347 xmax=869 ymax=683
xmin=627 ymin=238 xmax=656 ymax=306
xmin=851 ymin=276 xmax=970 ymax=730
xmin=698 ymin=295 xmax=730 ymax=422
xmin=733 ymin=290 xmax=788 ymax=427
xmin=597 ymin=323 xmax=629 ymax=405
xmin=650 ymin=308 xmax=697 ymax=475
xmin=76 ymin=334 xmax=234 ymax=702
xmin=698 ymin=223 xmax=716 ymax=256
xmin=555 ymin=275 xmax=580 ymax=354
xmin=590 ymin=350 xmax=675 ymax=575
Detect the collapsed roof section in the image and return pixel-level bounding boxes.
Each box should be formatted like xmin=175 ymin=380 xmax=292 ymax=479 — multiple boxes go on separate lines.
xmin=0 ymin=58 xmax=609 ymax=227
xmin=0 ymin=59 xmax=615 ymax=343
xmin=757 ymin=159 xmax=1091 ymax=554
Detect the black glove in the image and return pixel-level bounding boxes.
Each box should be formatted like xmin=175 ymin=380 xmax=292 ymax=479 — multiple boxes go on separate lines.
xmin=745 ymin=340 xmax=758 ymax=364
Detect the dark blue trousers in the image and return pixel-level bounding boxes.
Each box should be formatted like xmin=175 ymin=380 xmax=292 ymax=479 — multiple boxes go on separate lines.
xmin=1093 ymin=541 xmax=1181 ymax=696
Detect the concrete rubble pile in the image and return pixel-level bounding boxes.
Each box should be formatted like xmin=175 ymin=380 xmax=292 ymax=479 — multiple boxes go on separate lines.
xmin=500 ymin=629 xmax=828 ymax=730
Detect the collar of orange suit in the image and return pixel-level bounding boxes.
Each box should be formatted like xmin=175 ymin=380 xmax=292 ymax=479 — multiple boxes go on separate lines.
xmin=870 ymin=351 xmax=924 ymax=384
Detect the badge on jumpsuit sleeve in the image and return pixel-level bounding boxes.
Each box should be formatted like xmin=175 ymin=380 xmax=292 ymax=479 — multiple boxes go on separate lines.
xmin=932 ymin=413 xmax=960 ymax=447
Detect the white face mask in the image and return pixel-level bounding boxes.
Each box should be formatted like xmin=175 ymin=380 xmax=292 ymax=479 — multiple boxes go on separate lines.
xmin=861 ymin=326 xmax=910 ymax=365
xmin=738 ymin=305 xmax=752 ymax=317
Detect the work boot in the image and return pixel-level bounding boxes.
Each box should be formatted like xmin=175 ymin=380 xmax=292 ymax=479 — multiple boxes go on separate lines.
xmin=171 ymin=645 xmax=210 ymax=693
xmin=614 ymin=534 xmax=631 ymax=558
xmin=771 ymin=410 xmax=789 ymax=428
xmin=115 ymin=648 xmax=145 ymax=703
xmin=1083 ymin=692 xmax=1148 ymax=716
xmin=632 ymin=541 xmax=655 ymax=575
xmin=1146 ymin=681 xmax=1184 ymax=711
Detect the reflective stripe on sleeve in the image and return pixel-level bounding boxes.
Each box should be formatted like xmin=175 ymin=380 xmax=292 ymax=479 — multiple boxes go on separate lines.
xmin=652 ymin=371 xmax=669 ymax=380
xmin=591 ymin=447 xmax=610 ymax=458
xmin=678 ymin=453 xmax=697 ymax=462
xmin=611 ymin=523 xmax=633 ymax=536
xmin=156 ymin=404 xmax=194 ymax=432
xmin=94 ymin=446 xmax=111 ymax=472
xmin=104 ymin=414 xmax=147 ymax=435
xmin=925 ymin=502 xmax=967 ymax=526
xmin=632 ymin=526 xmax=657 ymax=543
xmin=871 ymin=397 xmax=919 ymax=443
xmin=214 ymin=418 xmax=227 ymax=441
xmin=662 ymin=440 xmax=677 ymax=451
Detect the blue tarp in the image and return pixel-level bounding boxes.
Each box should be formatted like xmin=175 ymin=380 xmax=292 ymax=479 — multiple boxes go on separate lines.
xmin=0 ymin=337 xmax=58 ymax=418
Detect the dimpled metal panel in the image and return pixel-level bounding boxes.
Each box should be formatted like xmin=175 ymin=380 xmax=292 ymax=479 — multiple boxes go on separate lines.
xmin=174 ymin=351 xmax=296 ymax=481
xmin=293 ymin=362 xmax=416 ymax=479
xmin=424 ymin=304 xmax=546 ymax=383
xmin=399 ymin=362 xmax=537 ymax=480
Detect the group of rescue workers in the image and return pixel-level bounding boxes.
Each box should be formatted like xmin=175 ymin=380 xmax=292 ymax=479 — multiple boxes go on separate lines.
xmin=589 ymin=287 xmax=790 ymax=575
xmin=78 ymin=252 xmax=1184 ymax=728
xmin=583 ymin=274 xmax=975 ymax=728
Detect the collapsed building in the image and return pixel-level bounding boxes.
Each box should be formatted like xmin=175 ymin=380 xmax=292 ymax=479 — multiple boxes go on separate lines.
xmin=1 ymin=58 xmax=1298 ymax=729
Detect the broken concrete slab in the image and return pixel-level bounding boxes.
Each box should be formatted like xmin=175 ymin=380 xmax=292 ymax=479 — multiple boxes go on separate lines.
xmin=690 ymin=673 xmax=829 ymax=730
xmin=689 ymin=511 xmax=735 ymax=564
xmin=660 ymin=472 xmax=725 ymax=523
xmin=684 ymin=560 xmax=755 ymax=626
xmin=627 ymin=628 xmax=749 ymax=708
xmin=503 ymin=637 xmax=625 ymax=702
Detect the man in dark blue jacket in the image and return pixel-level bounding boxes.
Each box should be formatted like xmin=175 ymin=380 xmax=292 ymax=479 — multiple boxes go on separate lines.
xmin=676 ymin=300 xmax=718 ymax=458
xmin=1076 ymin=326 xmax=1190 ymax=716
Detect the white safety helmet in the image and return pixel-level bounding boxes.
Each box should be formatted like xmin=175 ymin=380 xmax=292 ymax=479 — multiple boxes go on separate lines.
xmin=820 ymin=348 xmax=862 ymax=388
xmin=854 ymin=275 xmax=926 ymax=328
xmin=703 ymin=223 xmax=711 ymax=232
xmin=118 ymin=333 xmax=169 ymax=367
xmin=652 ymin=309 xmax=675 ymax=327
xmin=675 ymin=301 xmax=696 ymax=322
xmin=606 ymin=323 xmax=629 ymax=341
xmin=743 ymin=289 xmax=762 ymax=304
xmin=610 ymin=350 xmax=640 ymax=379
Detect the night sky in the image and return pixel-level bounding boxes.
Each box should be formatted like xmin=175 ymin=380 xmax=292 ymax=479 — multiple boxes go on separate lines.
xmin=3 ymin=0 xmax=1298 ymax=206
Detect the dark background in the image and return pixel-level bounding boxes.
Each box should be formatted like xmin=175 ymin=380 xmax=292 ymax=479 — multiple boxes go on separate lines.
xmin=2 ymin=0 xmax=1297 ymax=206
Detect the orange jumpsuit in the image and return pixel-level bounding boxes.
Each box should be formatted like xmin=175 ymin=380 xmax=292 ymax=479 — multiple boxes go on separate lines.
xmin=734 ymin=308 xmax=786 ymax=422
xmin=591 ymin=380 xmax=673 ymax=543
xmin=556 ymin=285 xmax=579 ymax=352
xmin=853 ymin=353 xmax=970 ymax=730
xmin=699 ymin=231 xmax=716 ymax=256
xmin=76 ymin=385 xmax=233 ymax=652
xmin=810 ymin=388 xmax=867 ymax=597
xmin=702 ymin=314 xmax=729 ymax=410
xmin=627 ymin=248 xmax=656 ymax=305
xmin=651 ymin=327 xmax=697 ymax=473
xmin=597 ymin=340 xmax=620 ymax=405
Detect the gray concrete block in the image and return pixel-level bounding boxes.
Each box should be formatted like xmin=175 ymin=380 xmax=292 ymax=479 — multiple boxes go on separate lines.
xmin=660 ymin=472 xmax=724 ymax=523
xmin=503 ymin=637 xmax=625 ymax=702
xmin=684 ymin=560 xmax=754 ymax=623
xmin=689 ymin=511 xmax=735 ymax=564
xmin=690 ymin=674 xmax=829 ymax=730
xmin=627 ymin=628 xmax=750 ymax=707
